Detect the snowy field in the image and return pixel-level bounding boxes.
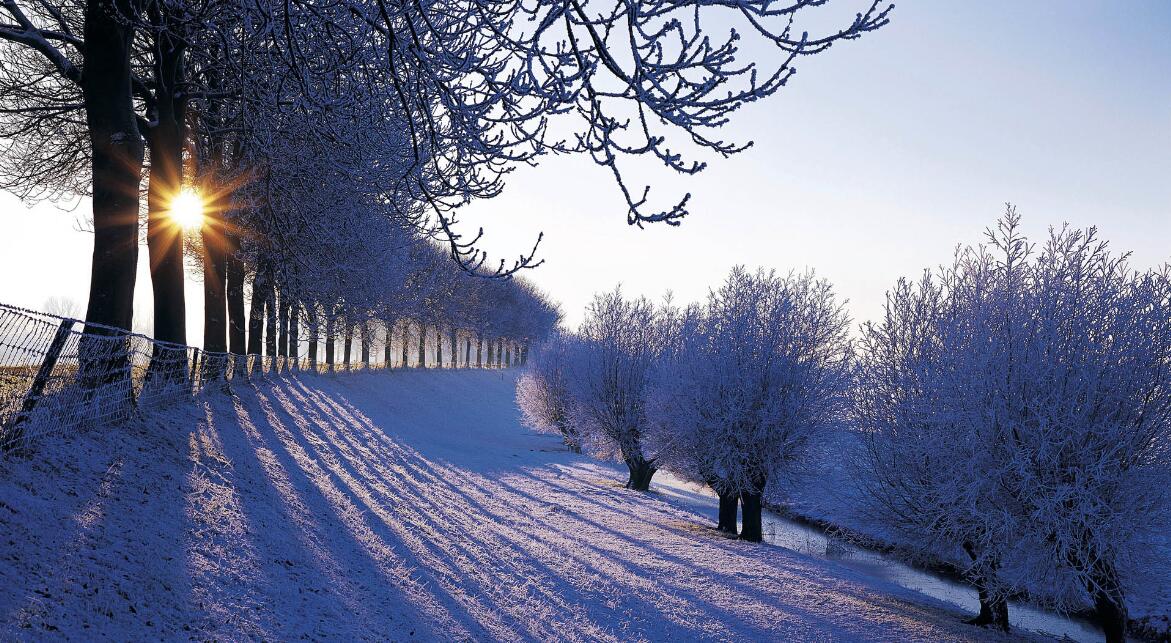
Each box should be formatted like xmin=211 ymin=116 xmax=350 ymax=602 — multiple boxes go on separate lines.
xmin=2 ymin=369 xmax=1036 ymax=641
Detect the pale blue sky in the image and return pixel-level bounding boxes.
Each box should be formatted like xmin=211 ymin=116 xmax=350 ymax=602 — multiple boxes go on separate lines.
xmin=1 ymin=1 xmax=1168 ymax=339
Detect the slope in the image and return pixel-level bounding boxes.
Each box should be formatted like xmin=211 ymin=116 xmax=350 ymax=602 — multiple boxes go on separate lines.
xmin=0 ymin=370 xmax=1027 ymax=641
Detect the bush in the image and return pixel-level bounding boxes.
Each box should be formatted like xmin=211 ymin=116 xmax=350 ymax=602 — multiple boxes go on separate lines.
xmin=516 ymin=333 xmax=582 ymax=453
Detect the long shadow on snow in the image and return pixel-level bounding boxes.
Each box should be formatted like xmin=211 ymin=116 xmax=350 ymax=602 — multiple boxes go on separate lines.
xmin=208 ymin=385 xmax=443 ymax=639
xmin=251 ymin=380 xmax=524 ymax=639
xmin=300 ymin=378 xmax=969 ymax=641
xmin=1 ymin=414 xmax=194 ymax=638
xmin=266 ymin=379 xmax=616 ymax=640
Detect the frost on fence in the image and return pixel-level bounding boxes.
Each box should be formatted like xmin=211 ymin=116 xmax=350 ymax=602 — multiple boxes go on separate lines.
xmin=0 ymin=303 xmax=202 ymax=451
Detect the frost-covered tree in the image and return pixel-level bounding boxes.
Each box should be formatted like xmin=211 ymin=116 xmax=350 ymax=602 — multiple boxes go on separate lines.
xmin=650 ymin=267 xmax=851 ymax=541
xmin=517 ymin=333 xmax=581 ymax=453
xmin=855 ymin=253 xmax=1018 ymax=629
xmin=566 ymin=288 xmax=666 ymax=490
xmin=857 ymin=209 xmax=1171 ymax=640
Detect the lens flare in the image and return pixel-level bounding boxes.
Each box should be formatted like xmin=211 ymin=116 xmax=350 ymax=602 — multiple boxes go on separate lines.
xmin=170 ymin=190 xmax=204 ymax=230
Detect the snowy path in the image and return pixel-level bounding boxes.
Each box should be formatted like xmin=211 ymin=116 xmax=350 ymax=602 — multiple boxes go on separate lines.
xmin=1 ymin=370 xmax=1029 ymax=641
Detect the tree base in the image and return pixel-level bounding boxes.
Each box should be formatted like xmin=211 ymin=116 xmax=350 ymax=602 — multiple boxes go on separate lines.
xmin=624 ymin=458 xmax=656 ymax=491
xmin=739 ymin=491 xmax=763 ymax=542
xmin=717 ymin=492 xmax=739 ymax=535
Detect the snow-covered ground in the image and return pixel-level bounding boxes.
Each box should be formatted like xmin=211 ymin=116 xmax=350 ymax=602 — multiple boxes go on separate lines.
xmin=2 ymin=370 xmax=1033 ymax=640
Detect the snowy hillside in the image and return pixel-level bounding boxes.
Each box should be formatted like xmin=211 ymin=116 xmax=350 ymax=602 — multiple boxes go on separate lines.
xmin=1 ymin=370 xmax=1027 ymax=641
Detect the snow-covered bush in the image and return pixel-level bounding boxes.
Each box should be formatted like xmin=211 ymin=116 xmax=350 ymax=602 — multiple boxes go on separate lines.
xmin=856 ymin=209 xmax=1171 ymax=640
xmin=649 ymin=267 xmax=852 ymax=541
xmin=565 ymin=289 xmax=668 ymax=490
xmin=516 ymin=333 xmax=582 ymax=453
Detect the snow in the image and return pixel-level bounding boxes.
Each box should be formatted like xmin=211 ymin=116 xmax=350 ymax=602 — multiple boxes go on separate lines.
xmin=2 ymin=369 xmax=1032 ymax=640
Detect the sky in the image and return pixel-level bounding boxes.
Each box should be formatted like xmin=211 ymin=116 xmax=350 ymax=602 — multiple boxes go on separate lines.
xmin=1 ymin=0 xmax=1169 ymax=340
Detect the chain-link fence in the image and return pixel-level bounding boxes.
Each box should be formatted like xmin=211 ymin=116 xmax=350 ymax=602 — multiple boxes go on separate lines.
xmin=0 ymin=302 xmax=521 ymax=453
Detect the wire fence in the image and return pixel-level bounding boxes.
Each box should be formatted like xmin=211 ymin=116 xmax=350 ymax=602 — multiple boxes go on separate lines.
xmin=0 ymin=302 xmax=520 ymax=453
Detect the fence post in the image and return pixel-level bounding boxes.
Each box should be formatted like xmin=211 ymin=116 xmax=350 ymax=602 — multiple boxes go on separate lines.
xmin=2 ymin=318 xmax=75 ymax=450
xmin=225 ymin=354 xmax=236 ymax=392
xmin=190 ymin=347 xmax=202 ymax=394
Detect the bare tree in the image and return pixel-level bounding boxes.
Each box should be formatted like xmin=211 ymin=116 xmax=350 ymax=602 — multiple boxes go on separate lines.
xmin=42 ymin=295 xmax=81 ymax=318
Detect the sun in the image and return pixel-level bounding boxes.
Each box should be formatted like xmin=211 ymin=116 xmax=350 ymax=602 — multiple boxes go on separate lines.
xmin=169 ymin=189 xmax=204 ymax=231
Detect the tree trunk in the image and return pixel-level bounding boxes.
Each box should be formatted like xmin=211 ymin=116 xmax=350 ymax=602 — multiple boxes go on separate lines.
xmin=384 ymin=319 xmax=393 ymax=367
xmin=200 ymin=225 xmax=227 ymax=354
xmin=200 ymin=223 xmax=226 ymax=383
xmin=197 ymin=62 xmax=227 ymax=366
xmin=264 ymin=286 xmax=277 ymax=357
xmin=477 ymin=335 xmax=483 ymax=367
xmin=961 ymin=542 xmax=1010 ymax=631
xmin=717 ymin=491 xmax=739 ymax=535
xmin=968 ymin=583 xmax=1010 ymax=631
xmin=307 ymin=304 xmax=319 ymax=370
xmin=1089 ymin=559 xmax=1127 ymax=643
xmin=465 ymin=338 xmax=471 ymax=368
xmin=79 ymin=0 xmax=144 ymax=393
xmin=144 ymin=21 xmax=187 ymax=350
xmin=450 ymin=331 xmax=458 ymax=368
xmin=624 ymin=457 xmax=656 ymax=491
xmin=487 ymin=341 xmax=494 ymax=368
xmin=246 ymin=269 xmax=268 ymax=355
xmin=361 ymin=320 xmax=371 ymax=366
xmin=288 ymin=302 xmax=299 ymax=368
xmin=324 ymin=313 xmax=335 ymax=371
xmin=739 ymin=491 xmax=763 ymax=542
xmin=560 ymin=427 xmax=581 ymax=453
xmin=401 ymin=324 xmax=409 ymax=368
xmin=417 ymin=324 xmax=426 ymax=368
xmin=343 ymin=319 xmax=353 ymax=369
xmin=278 ymin=296 xmax=290 ymax=358
xmin=225 ymin=232 xmax=246 ymax=354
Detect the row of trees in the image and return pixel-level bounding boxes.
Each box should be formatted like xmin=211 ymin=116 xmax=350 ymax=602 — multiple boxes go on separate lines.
xmin=231 ymin=242 xmax=561 ymax=376
xmin=518 ymin=211 xmax=1171 ymax=642
xmin=518 ymin=269 xmax=852 ymax=536
xmin=0 ymin=0 xmax=891 ymax=384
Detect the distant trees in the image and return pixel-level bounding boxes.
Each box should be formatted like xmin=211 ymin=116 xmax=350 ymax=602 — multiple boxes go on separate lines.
xmin=649 ymin=268 xmax=852 ymax=541
xmin=856 ymin=209 xmax=1171 ymax=641
xmin=42 ymin=296 xmax=81 ymax=319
